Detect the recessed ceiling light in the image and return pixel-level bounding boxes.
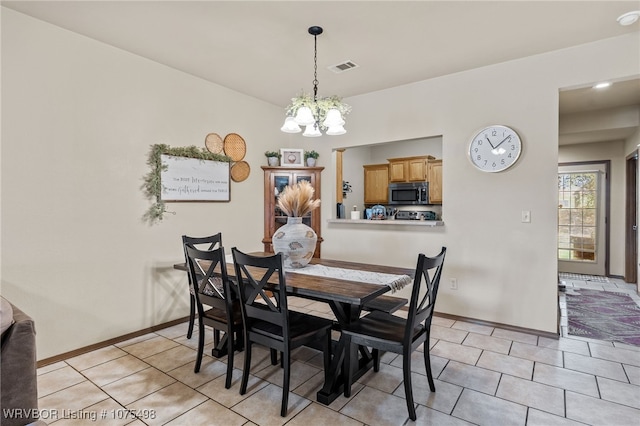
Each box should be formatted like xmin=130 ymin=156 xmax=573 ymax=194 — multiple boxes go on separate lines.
xmin=593 ymin=82 xmax=611 ymax=89
xmin=617 ymin=10 xmax=640 ymax=26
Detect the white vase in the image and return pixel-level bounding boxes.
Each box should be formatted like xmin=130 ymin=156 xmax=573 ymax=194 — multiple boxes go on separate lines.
xmin=267 ymin=156 xmax=279 ymax=166
xmin=272 ymin=217 xmax=317 ymax=268
xmin=306 ymin=158 xmax=316 ymax=167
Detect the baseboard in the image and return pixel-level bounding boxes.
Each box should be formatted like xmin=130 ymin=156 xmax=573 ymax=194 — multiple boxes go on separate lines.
xmin=432 ymin=311 xmax=559 ymax=340
xmin=38 ymin=308 xmax=560 ymax=368
xmin=37 ymin=316 xmax=190 ymax=368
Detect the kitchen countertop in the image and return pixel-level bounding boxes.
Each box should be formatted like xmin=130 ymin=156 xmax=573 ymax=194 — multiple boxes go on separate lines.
xmin=327 ymin=219 xmax=444 ymax=227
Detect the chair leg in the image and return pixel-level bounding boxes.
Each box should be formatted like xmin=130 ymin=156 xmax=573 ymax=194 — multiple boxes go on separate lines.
xmin=240 ymin=341 xmax=251 ymax=395
xmin=270 ymin=348 xmax=278 ymax=365
xmin=187 ymin=294 xmax=196 ymax=339
xmin=225 ymin=327 xmax=234 ymax=389
xmin=424 ymin=345 xmax=436 ymax=392
xmin=280 ymin=349 xmax=291 ymax=417
xmin=403 ymin=350 xmax=416 ymax=421
xmin=194 ymin=318 xmax=205 ymax=373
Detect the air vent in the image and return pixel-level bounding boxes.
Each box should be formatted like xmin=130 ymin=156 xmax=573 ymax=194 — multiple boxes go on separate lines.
xmin=328 ymin=60 xmax=359 ymax=74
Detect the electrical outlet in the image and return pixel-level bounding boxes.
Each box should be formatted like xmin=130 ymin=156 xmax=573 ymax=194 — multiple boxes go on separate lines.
xmin=521 ymin=210 xmax=531 ymax=223
xmin=450 ymin=278 xmax=458 ymax=290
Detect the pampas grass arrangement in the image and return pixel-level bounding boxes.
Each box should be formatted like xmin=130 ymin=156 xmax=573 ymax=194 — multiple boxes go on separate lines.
xmin=276 ymin=180 xmax=321 ymax=217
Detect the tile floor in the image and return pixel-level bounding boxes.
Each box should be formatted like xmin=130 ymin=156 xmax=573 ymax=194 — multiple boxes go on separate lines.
xmin=36 ymin=277 xmax=640 ymax=426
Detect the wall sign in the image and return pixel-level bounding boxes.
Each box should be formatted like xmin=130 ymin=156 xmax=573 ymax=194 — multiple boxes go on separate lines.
xmin=160 ymin=154 xmax=230 ymax=201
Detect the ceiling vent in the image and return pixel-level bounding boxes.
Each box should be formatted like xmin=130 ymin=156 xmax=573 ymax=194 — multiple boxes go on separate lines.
xmin=328 ymin=60 xmax=359 ymax=74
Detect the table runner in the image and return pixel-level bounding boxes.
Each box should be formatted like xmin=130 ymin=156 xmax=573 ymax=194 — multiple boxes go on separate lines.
xmin=286 ymin=264 xmax=412 ymax=293
xmin=224 ymin=254 xmax=412 ymax=293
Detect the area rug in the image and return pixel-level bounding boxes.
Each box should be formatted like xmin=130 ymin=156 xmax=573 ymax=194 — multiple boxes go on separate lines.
xmin=559 ymin=272 xmax=609 ymax=283
xmin=566 ymin=289 xmax=640 ymax=346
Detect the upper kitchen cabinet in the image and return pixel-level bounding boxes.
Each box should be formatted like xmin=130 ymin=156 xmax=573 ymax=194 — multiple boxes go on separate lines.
xmin=363 ymin=163 xmax=389 ymax=204
xmin=427 ymin=159 xmax=442 ymax=204
xmin=388 ymin=156 xmax=435 ymax=182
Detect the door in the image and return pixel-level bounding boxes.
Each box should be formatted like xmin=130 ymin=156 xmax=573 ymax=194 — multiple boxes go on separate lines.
xmin=626 ymin=152 xmax=638 ymax=283
xmin=558 ymin=162 xmax=609 ymax=276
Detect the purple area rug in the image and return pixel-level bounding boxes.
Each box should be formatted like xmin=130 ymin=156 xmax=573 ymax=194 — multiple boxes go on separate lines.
xmin=566 ymin=289 xmax=640 ymax=346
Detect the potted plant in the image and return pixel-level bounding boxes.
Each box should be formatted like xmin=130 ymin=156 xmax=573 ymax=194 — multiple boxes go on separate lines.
xmin=265 ymin=150 xmax=281 ymax=166
xmin=304 ymin=150 xmax=319 ymax=167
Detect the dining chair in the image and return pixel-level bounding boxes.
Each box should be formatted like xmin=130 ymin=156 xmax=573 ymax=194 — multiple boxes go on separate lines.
xmin=342 ymin=247 xmax=447 ymax=421
xmin=184 ymin=243 xmax=242 ymax=389
xmin=182 ymin=233 xmax=222 ymax=339
xmin=231 ymin=247 xmax=333 ymax=417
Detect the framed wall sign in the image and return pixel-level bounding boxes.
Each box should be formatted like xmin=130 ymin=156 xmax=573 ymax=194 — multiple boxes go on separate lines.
xmin=280 ymin=148 xmax=304 ymax=167
xmin=160 ymin=154 xmax=230 ymax=201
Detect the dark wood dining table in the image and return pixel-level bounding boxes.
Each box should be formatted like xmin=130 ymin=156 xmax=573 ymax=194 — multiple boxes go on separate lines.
xmin=174 ymin=252 xmax=414 ymax=405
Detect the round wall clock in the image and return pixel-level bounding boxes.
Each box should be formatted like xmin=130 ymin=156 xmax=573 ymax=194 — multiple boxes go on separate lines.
xmin=468 ymin=125 xmax=522 ymax=172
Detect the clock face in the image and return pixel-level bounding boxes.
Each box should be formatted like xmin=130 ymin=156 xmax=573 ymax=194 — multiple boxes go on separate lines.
xmin=469 ymin=125 xmax=522 ymax=172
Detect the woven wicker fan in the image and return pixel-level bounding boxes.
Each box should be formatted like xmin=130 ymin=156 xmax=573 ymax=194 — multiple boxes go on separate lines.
xmin=205 ymin=133 xmax=223 ymax=154
xmin=230 ymin=161 xmax=250 ymax=182
xmin=223 ymin=133 xmax=246 ymax=161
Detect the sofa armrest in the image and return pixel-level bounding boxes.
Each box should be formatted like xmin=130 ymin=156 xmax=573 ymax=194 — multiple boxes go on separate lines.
xmin=1 ymin=302 xmax=38 ymax=426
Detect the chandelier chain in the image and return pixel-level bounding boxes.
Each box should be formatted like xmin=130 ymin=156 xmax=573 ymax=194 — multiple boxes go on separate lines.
xmin=312 ymin=33 xmax=319 ymax=102
xmin=280 ymin=25 xmax=349 ymax=136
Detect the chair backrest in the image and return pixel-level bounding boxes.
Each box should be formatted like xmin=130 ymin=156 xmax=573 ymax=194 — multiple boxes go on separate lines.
xmin=231 ymin=248 xmax=289 ymax=336
xmin=405 ymin=247 xmax=447 ymax=343
xmin=182 ymin=233 xmax=223 ymax=292
xmin=182 ymin=233 xmax=222 ymax=257
xmin=184 ymin=243 xmax=234 ymax=315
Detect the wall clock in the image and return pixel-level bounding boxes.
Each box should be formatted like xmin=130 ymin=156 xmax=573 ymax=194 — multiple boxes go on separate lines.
xmin=468 ymin=125 xmax=522 ymax=172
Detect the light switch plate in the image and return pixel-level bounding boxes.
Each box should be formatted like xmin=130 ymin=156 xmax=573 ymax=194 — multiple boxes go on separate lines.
xmin=522 ymin=210 xmax=531 ymax=223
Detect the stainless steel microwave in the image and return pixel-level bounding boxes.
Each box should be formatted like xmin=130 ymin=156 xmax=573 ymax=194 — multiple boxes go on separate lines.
xmin=388 ymin=182 xmax=429 ymax=205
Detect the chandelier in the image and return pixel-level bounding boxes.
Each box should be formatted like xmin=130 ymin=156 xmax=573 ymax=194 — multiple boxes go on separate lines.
xmin=280 ymin=26 xmax=351 ymax=137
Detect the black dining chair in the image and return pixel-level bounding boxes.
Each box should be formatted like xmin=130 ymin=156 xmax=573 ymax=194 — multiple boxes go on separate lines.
xmin=342 ymin=247 xmax=447 ymax=421
xmin=231 ymin=247 xmax=333 ymax=417
xmin=184 ymin=243 xmax=242 ymax=389
xmin=182 ymin=233 xmax=222 ymax=339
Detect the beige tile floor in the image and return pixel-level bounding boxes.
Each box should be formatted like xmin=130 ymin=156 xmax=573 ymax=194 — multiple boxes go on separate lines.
xmin=35 ymin=277 xmax=640 ymax=425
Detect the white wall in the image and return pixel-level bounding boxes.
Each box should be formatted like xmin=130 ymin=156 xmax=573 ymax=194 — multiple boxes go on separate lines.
xmin=1 ymin=9 xmax=283 ymax=359
xmin=559 ymin=141 xmax=626 ymax=275
xmin=2 ymin=8 xmax=639 ymax=359
xmin=318 ymin=34 xmax=639 ymax=334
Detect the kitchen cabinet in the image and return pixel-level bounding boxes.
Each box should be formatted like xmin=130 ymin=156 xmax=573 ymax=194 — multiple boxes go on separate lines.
xmin=427 ymin=159 xmax=442 ymax=204
xmin=363 ymin=164 xmax=389 ymax=204
xmin=262 ymin=166 xmax=323 ymax=257
xmin=388 ymin=156 xmax=435 ymax=182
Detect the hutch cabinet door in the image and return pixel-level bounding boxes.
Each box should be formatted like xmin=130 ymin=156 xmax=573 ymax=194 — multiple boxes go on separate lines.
xmin=262 ymin=166 xmax=323 ymax=257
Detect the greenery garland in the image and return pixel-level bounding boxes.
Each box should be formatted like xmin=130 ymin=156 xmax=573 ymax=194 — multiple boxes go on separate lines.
xmin=142 ymin=144 xmax=231 ymax=225
xmin=285 ymin=93 xmax=351 ymax=130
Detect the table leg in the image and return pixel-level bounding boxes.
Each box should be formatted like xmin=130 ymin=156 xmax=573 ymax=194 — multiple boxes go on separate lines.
xmin=316 ymin=301 xmax=375 ymax=405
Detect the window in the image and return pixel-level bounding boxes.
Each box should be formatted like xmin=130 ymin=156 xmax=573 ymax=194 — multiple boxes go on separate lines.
xmin=558 ymin=172 xmax=599 ymax=262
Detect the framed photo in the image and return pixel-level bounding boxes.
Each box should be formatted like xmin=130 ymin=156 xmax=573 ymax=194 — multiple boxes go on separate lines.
xmin=280 ymin=148 xmax=304 ymax=167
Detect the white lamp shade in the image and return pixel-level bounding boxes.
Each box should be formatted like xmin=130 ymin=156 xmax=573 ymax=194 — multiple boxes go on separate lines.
xmin=280 ymin=116 xmax=302 ymax=133
xmin=326 ymin=124 xmax=346 ymax=136
xmin=294 ymin=106 xmax=315 ymax=126
xmin=303 ymin=123 xmax=322 ymax=137
xmin=322 ymin=108 xmax=345 ymax=127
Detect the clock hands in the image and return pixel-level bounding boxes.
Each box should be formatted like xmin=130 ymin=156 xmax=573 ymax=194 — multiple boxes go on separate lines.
xmin=485 ymin=135 xmax=495 ymax=149
xmin=494 ymin=134 xmax=511 ymax=149
xmin=490 ymin=134 xmax=511 ymax=155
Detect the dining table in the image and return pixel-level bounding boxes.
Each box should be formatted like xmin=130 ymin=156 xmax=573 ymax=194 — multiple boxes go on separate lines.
xmin=174 ymin=252 xmax=414 ymax=406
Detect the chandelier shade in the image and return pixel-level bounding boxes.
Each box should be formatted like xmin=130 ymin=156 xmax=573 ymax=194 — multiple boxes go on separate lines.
xmin=281 ymin=26 xmax=351 ymax=137
xmin=280 ymin=116 xmax=302 ymax=133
